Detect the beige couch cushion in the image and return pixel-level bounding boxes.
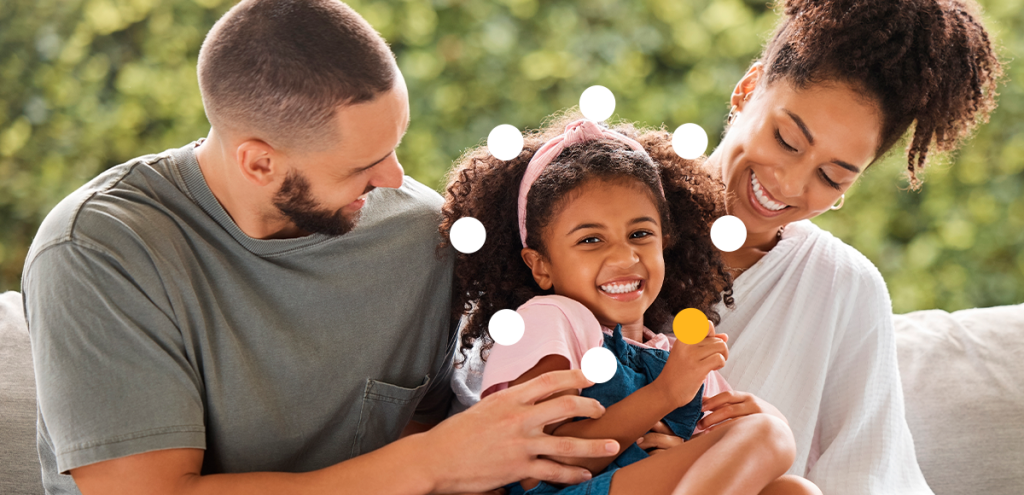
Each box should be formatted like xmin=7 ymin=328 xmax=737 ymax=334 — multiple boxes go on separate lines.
xmin=1 ymin=290 xmax=43 ymax=494
xmin=894 ymin=304 xmax=1024 ymax=495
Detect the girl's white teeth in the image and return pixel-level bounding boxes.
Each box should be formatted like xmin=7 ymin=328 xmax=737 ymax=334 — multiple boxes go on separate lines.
xmin=600 ymin=280 xmax=641 ymax=294
xmin=751 ymin=172 xmax=789 ymax=211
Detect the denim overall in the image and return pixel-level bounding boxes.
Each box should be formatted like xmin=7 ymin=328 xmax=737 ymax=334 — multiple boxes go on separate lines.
xmin=506 ymin=324 xmax=705 ymax=495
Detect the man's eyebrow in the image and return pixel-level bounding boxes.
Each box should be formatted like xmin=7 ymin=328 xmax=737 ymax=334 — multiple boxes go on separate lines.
xmin=784 ymin=109 xmax=861 ymax=174
xmin=565 ymin=216 xmax=658 ymax=236
xmin=349 ymin=119 xmax=411 ymax=175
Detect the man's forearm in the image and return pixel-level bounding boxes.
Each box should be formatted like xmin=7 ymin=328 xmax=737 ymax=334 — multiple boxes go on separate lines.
xmin=73 ymin=434 xmax=439 ymax=495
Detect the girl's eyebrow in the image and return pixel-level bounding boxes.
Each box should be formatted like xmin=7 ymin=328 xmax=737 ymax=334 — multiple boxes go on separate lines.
xmin=565 ymin=216 xmax=658 ymax=236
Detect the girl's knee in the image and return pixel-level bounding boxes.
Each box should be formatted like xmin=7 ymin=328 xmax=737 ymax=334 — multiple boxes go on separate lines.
xmin=761 ymin=475 xmax=822 ymax=495
xmin=733 ymin=414 xmax=796 ymax=469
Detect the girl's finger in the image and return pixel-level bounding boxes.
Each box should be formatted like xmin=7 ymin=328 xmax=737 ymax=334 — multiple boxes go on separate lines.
xmin=650 ymin=421 xmax=673 ymax=435
xmin=637 ymin=432 xmax=682 ymax=451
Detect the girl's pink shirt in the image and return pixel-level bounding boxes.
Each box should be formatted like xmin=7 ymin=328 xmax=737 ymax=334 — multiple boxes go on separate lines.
xmin=480 ymin=295 xmax=731 ymax=433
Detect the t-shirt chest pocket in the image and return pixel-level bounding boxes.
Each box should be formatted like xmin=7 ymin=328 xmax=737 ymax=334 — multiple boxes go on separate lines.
xmin=350 ymin=375 xmax=430 ymax=457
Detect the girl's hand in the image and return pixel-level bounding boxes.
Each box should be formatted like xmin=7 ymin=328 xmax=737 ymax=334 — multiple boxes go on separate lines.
xmin=654 ymin=323 xmax=729 ymax=409
xmin=698 ymin=391 xmax=788 ymax=430
xmin=635 ymin=421 xmax=683 ymax=456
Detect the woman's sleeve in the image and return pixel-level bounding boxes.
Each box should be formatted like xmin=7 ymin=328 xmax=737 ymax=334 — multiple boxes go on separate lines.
xmin=806 ymin=279 xmax=933 ymax=494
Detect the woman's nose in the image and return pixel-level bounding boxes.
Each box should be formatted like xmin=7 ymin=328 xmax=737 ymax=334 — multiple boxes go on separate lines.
xmin=772 ymin=165 xmax=802 ymax=199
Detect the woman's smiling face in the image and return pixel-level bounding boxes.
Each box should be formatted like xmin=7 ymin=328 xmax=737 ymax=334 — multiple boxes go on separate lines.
xmin=714 ymin=69 xmax=883 ymax=246
xmin=522 ymin=178 xmax=665 ymax=331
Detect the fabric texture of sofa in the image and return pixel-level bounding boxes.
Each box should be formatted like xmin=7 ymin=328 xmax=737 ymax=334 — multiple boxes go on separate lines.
xmin=2 ymin=290 xmax=1022 ymax=494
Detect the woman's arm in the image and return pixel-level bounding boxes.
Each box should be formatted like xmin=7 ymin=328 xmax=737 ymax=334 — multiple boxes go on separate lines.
xmin=806 ymin=314 xmax=932 ymax=495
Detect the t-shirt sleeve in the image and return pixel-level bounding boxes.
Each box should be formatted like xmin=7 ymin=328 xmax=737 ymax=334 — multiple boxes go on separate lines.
xmin=23 ymin=241 xmax=206 ymax=474
xmin=479 ymin=297 xmax=604 ymax=398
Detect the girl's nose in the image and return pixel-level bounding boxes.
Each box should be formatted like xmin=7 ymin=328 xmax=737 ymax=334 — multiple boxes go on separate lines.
xmin=607 ymin=240 xmax=640 ymax=267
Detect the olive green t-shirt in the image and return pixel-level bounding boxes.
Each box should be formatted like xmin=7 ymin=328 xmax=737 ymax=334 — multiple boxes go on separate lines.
xmin=22 ymin=143 xmax=455 ymax=492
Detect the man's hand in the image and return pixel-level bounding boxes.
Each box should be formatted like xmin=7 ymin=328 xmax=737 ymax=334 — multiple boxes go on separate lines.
xmin=698 ymin=391 xmax=788 ymax=430
xmin=423 ymin=369 xmax=619 ymax=494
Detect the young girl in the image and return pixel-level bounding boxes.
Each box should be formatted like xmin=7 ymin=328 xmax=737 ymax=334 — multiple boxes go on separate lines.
xmin=442 ymin=116 xmax=821 ymax=495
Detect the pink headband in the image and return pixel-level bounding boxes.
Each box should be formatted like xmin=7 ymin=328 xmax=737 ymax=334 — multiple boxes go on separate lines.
xmin=517 ymin=119 xmax=659 ymax=248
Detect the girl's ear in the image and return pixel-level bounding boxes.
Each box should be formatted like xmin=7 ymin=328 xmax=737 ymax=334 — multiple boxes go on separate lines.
xmin=521 ymin=248 xmax=554 ymax=290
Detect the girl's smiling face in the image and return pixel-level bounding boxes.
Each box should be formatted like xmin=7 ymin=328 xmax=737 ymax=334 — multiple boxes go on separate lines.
xmin=522 ymin=178 xmax=665 ymax=333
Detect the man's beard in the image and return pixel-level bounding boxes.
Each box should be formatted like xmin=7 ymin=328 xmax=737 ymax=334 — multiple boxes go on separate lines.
xmin=273 ymin=170 xmax=366 ymax=237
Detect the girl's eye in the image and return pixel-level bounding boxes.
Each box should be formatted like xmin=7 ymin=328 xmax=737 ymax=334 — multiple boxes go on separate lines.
xmin=774 ymin=129 xmax=797 ymax=152
xmin=819 ymin=169 xmax=841 ymax=190
xmin=580 ymin=236 xmax=601 ymax=244
xmin=631 ymin=231 xmax=653 ymax=239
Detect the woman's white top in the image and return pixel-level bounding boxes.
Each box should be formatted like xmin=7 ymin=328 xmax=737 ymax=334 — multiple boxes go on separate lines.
xmin=716 ymin=219 xmax=932 ymax=494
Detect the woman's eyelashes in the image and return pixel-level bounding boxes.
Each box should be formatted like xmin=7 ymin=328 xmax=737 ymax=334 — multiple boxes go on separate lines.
xmin=819 ymin=170 xmax=841 ymax=190
xmin=774 ymin=129 xmax=797 ymax=152
xmin=775 ymin=127 xmax=843 ymax=190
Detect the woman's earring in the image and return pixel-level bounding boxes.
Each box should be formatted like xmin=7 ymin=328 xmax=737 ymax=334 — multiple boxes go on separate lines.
xmin=830 ymin=194 xmax=845 ymax=210
xmin=727 ymin=105 xmax=738 ymax=125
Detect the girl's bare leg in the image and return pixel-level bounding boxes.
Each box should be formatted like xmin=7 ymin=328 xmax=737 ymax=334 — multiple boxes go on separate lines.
xmin=608 ymin=414 xmax=795 ymax=495
xmin=758 ymin=475 xmax=822 ymax=495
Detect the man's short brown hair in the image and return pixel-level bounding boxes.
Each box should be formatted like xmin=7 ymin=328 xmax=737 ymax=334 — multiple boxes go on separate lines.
xmin=197 ymin=0 xmax=396 ymax=149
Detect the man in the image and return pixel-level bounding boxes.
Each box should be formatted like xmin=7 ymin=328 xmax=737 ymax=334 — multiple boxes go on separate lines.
xmin=22 ymin=1 xmax=617 ymax=493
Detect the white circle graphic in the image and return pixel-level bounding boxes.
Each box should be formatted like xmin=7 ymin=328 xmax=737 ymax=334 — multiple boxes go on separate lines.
xmin=710 ymin=215 xmax=747 ymax=253
xmin=489 ymin=309 xmax=525 ymax=346
xmin=580 ymin=347 xmax=617 ymax=383
xmin=451 ymin=217 xmax=487 ymax=254
xmin=487 ymin=124 xmax=525 ymax=161
xmin=672 ymin=123 xmax=709 ymax=159
xmin=579 ymin=85 xmax=616 ymax=122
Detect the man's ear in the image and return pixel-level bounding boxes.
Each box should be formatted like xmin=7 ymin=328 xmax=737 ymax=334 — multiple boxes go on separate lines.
xmin=521 ymin=248 xmax=553 ymax=291
xmin=731 ymin=61 xmax=763 ymax=112
xmin=235 ymin=139 xmax=280 ymax=187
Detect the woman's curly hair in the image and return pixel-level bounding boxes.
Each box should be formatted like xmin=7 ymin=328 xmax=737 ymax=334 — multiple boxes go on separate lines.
xmin=760 ymin=0 xmax=1002 ymax=188
xmin=440 ymin=113 xmax=733 ymax=365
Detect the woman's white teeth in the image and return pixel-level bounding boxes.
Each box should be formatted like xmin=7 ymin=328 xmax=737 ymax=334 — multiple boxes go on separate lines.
xmin=751 ymin=172 xmax=789 ymax=211
xmin=600 ymin=280 xmax=641 ymax=294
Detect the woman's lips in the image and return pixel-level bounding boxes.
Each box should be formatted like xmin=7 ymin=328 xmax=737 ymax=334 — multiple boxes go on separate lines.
xmin=746 ymin=171 xmax=790 ymax=218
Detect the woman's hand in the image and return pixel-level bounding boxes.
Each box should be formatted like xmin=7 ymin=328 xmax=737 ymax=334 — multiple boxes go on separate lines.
xmin=635 ymin=421 xmax=683 ymax=456
xmin=698 ymin=391 xmax=788 ymax=430
xmin=653 ymin=323 xmax=729 ymax=409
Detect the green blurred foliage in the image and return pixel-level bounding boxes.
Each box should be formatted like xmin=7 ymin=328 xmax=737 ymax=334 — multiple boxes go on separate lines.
xmin=1 ymin=0 xmax=1021 ymax=312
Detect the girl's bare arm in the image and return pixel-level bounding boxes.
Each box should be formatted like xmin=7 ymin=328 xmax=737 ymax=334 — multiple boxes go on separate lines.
xmin=507 ymin=356 xmax=674 ymax=476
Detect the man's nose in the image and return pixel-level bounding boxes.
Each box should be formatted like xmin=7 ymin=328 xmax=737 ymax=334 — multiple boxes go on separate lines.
xmin=370 ymin=153 xmax=404 ymax=189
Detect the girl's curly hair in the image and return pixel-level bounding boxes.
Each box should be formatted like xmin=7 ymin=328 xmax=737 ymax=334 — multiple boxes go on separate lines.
xmin=441 ymin=113 xmax=733 ymax=365
xmin=760 ymin=0 xmax=1002 ymax=188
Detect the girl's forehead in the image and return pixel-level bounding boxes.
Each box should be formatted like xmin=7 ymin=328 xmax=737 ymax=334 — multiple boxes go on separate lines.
xmin=552 ymin=179 xmax=662 ymax=223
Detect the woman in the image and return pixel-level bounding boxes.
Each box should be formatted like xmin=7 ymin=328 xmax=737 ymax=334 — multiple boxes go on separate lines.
xmin=636 ymin=0 xmax=1001 ymax=493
